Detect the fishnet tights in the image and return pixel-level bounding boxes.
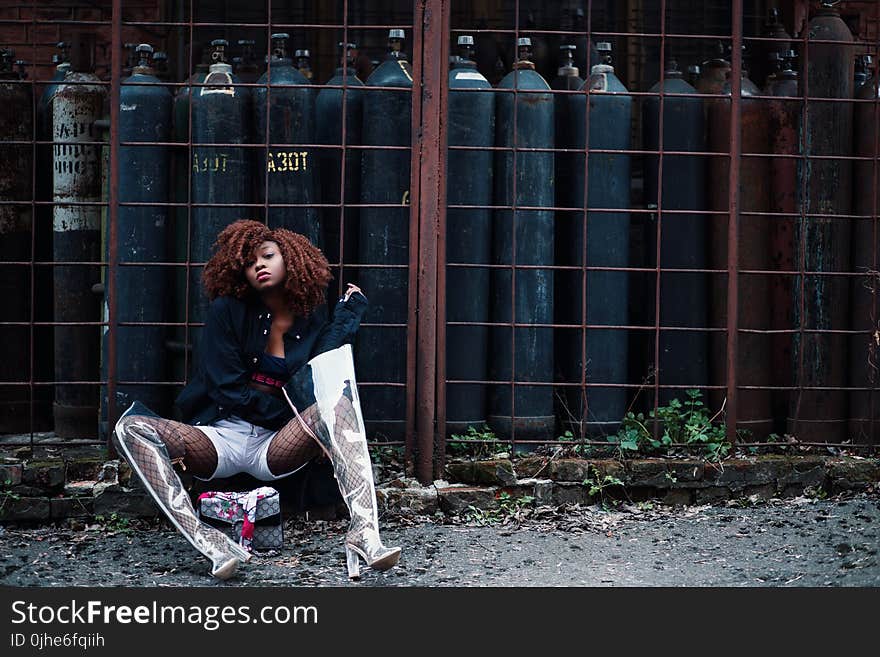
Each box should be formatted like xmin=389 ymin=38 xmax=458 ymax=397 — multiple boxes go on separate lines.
xmin=123 ymin=404 xmax=349 ymax=483
xmin=121 ymin=415 xmax=218 ymax=479
xmin=116 ymin=416 xmax=240 ymax=563
xmin=266 ymin=403 xmax=325 ymax=477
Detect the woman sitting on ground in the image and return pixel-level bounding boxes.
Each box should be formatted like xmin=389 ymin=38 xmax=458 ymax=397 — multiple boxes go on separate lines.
xmin=113 ymin=219 xmax=400 ymax=580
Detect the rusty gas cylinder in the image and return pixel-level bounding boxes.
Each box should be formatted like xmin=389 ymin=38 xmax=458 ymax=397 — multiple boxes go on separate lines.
xmin=708 ymin=65 xmax=774 ymax=438
xmin=788 ymin=1 xmax=854 ymax=442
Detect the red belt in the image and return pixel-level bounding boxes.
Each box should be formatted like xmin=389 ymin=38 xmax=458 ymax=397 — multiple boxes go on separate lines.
xmin=250 ymin=372 xmax=286 ymax=388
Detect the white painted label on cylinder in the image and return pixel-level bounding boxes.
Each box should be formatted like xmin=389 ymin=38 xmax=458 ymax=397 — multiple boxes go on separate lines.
xmin=454 ymin=71 xmax=487 ymax=81
xmin=201 ymin=71 xmax=235 ymax=96
xmin=53 ymin=88 xmax=103 ymax=224
xmin=53 ymin=204 xmax=101 ymax=232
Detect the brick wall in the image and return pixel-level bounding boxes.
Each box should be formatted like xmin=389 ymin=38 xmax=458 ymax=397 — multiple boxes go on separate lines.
xmin=0 ymin=1 xmax=162 ymax=84
xmin=840 ymin=1 xmax=880 ymax=44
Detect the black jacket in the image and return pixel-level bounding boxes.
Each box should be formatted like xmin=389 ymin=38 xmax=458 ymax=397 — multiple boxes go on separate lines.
xmin=174 ymin=292 xmax=368 ymax=430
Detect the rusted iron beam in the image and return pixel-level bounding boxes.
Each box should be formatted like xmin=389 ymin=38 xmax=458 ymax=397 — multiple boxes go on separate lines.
xmin=434 ymin=0 xmax=450 ymax=479
xmin=106 ymin=0 xmax=121 ymax=456
xmin=407 ymin=0 xmax=448 ymax=485
xmin=406 ymin=3 xmax=425 ymax=479
xmin=725 ymin=0 xmax=743 ymax=444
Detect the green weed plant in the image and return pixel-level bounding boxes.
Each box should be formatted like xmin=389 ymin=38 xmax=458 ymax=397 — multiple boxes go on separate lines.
xmin=583 ymin=465 xmax=626 ymax=505
xmin=94 ymin=512 xmax=132 ymax=534
xmin=448 ymin=425 xmax=512 ymax=460
xmin=0 ymin=478 xmax=20 ymax=513
xmin=464 ymin=491 xmax=535 ymax=525
xmin=607 ymin=389 xmax=732 ymax=461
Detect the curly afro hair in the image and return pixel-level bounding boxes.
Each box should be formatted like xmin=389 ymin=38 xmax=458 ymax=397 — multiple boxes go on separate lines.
xmin=202 ymin=219 xmax=333 ymax=317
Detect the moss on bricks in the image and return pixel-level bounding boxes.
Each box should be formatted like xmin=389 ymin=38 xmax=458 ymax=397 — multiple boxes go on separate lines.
xmin=21 ymin=460 xmax=66 ymax=490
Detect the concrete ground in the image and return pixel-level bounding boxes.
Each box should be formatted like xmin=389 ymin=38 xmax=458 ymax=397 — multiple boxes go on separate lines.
xmin=1 ymin=492 xmax=878 ymax=587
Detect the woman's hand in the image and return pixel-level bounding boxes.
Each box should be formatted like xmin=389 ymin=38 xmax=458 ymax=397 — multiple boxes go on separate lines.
xmin=343 ymin=283 xmax=364 ymax=302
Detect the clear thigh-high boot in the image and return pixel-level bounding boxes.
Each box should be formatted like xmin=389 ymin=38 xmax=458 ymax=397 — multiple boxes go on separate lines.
xmin=283 ymin=345 xmax=400 ymax=579
xmin=113 ymin=402 xmax=251 ymax=580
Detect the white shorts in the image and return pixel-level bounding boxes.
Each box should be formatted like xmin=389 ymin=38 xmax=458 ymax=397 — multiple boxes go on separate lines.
xmin=194 ymin=415 xmax=308 ymax=482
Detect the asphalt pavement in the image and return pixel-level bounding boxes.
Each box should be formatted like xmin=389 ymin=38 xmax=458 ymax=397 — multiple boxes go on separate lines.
xmin=1 ymin=493 xmax=878 ymax=587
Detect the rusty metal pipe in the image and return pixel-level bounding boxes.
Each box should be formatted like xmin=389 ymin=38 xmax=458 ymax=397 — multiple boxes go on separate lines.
xmin=407 ymin=12 xmax=425 ymax=481
xmin=106 ymin=0 xmax=121 ymax=453
xmin=726 ymin=0 xmax=743 ymax=443
xmin=410 ymin=0 xmax=450 ymax=483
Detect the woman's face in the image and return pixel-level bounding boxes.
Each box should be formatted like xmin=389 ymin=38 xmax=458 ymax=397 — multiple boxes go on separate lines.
xmin=245 ymin=240 xmax=287 ymax=291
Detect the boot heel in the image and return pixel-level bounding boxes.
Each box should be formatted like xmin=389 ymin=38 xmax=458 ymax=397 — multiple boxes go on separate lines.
xmin=345 ymin=545 xmax=361 ymax=580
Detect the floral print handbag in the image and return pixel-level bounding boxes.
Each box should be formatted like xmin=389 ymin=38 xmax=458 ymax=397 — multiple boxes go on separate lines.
xmin=197 ymin=487 xmax=283 ymax=551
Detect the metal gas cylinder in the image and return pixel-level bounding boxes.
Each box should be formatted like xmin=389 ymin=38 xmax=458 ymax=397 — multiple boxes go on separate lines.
xmin=552 ymin=44 xmax=583 ymax=220
xmin=0 ymin=51 xmax=35 ymax=432
xmin=490 ymin=37 xmax=555 ymax=442
xmin=173 ymin=47 xmax=209 ymax=144
xmin=552 ymin=43 xmax=583 ymax=92
xmin=51 ymin=44 xmax=106 ymax=437
xmin=295 ymin=49 xmax=313 ymax=80
xmin=189 ymin=39 xmax=252 ymax=332
xmin=849 ymin=58 xmax=880 ymax=443
xmin=151 ymin=51 xmax=170 ymax=81
xmin=766 ymin=50 xmax=800 ymax=431
xmin=316 ymin=42 xmax=363 ymax=274
xmin=169 ymin=45 xmax=210 ymax=382
xmin=854 ymin=54 xmax=872 ymax=92
xmin=643 ymin=58 xmax=708 ymax=406
xmin=695 ymin=42 xmax=732 ymax=183
xmin=752 ymin=7 xmax=791 ymax=90
xmin=358 ymin=29 xmax=413 ymax=440
xmin=234 ymin=39 xmax=261 ymax=83
xmin=171 ymin=46 xmax=209 ymax=205
xmin=789 ymin=0 xmax=854 ymax=441
xmin=696 ymin=42 xmax=731 ymax=95
xmin=107 ymin=44 xmax=172 ymax=417
xmin=707 ymin=62 xmax=773 ymax=437
xmin=551 ymin=42 xmax=584 ymax=426
xmin=232 ymin=39 xmax=260 ymax=207
xmin=563 ymin=41 xmax=631 ymax=435
xmin=764 ymin=50 xmax=784 ymax=90
xmin=447 ymin=35 xmax=495 ymax=434
xmin=254 ymin=33 xmax=320 ymax=244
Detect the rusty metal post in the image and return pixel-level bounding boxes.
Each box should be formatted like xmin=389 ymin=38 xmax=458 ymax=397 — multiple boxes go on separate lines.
xmin=726 ymin=0 xmax=743 ymax=444
xmin=405 ymin=0 xmax=448 ymax=484
xmin=433 ymin=1 xmax=450 ymax=478
xmin=872 ymin=23 xmax=880 ymax=450
xmin=651 ymin=0 xmax=667 ymax=422
xmin=405 ymin=12 xmax=424 ymax=479
xmin=106 ymin=0 xmax=121 ymax=454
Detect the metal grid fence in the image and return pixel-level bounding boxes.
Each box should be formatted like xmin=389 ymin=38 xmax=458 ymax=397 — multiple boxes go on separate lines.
xmin=0 ymin=0 xmax=878 ymax=486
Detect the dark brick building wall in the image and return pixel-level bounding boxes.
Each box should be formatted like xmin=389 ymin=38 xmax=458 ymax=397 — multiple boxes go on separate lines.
xmin=0 ymin=1 xmax=162 ymax=84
